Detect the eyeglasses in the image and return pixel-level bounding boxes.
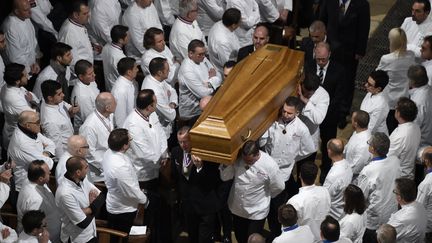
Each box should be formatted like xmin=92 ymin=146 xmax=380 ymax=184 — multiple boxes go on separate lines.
xmin=392 ymin=189 xmax=400 ymax=195
xmin=80 ymin=145 xmax=90 ymax=149
xmin=27 ymin=120 xmax=40 ymax=125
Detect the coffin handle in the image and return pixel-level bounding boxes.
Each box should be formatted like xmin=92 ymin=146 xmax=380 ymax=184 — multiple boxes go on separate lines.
xmin=241 ymin=128 xmax=252 ymax=141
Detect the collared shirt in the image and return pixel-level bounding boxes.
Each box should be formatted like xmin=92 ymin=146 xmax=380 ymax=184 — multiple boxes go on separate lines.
xmin=409 ymin=85 xmax=432 ymax=147
xmin=88 ymin=0 xmax=121 ymax=46
xmin=339 ymin=212 xmax=366 ymax=243
xmin=387 ymin=201 xmax=427 ymax=243
xmin=197 ymin=0 xmax=225 ymax=36
xmin=30 ymin=0 xmax=58 ymax=38
xmin=101 ymin=43 xmax=126 ymax=91
xmin=178 ymin=57 xmax=222 ymax=119
xmin=122 ymin=2 xmax=162 ymax=59
xmin=388 ymin=122 xmax=421 ymax=179
xmin=316 ymin=62 xmax=329 ymax=84
xmin=417 ymin=171 xmax=432 ymax=233
xmin=55 ymin=178 xmax=99 ymax=243
xmin=33 ymin=65 xmax=72 ymax=100
xmin=256 ymin=0 xmax=280 ymax=23
xmin=141 ymin=75 xmax=178 ymax=137
xmin=123 ymin=111 xmax=167 ymax=181
xmin=8 ymin=128 xmax=55 ymax=191
xmin=401 ymin=16 xmax=432 ymax=57
xmin=226 ymin=0 xmax=260 ymax=47
xmin=153 ymin=0 xmax=176 ymax=26
xmin=220 ymin=151 xmax=285 ymax=220
xmin=140 ymin=46 xmax=180 ymax=86
xmin=40 ymin=101 xmax=74 ymax=156
xmin=287 ymin=185 xmax=331 ymax=241
xmin=422 ymin=59 xmax=432 ymax=86
xmin=378 ymin=51 xmax=416 ymax=109
xmin=360 ymin=92 xmax=389 ymax=135
xmin=169 ymin=17 xmax=206 ymax=61
xmin=17 ymin=181 xmax=61 ymax=243
xmin=356 ymin=156 xmax=401 ymax=230
xmin=344 ymin=130 xmax=372 ymax=176
xmin=208 ymin=21 xmax=240 ymax=74
xmin=103 ymin=149 xmax=148 ymax=214
xmin=71 ymin=81 xmax=100 ymax=132
xmin=323 ymin=159 xmax=353 ymax=220
xmin=272 ymin=225 xmax=314 ymax=243
xmin=111 ymin=76 xmax=137 ymax=127
xmin=260 ymin=117 xmax=315 ymax=181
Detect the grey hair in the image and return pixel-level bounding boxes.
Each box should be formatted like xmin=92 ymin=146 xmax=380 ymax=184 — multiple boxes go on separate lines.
xmin=369 ymin=132 xmax=390 ymax=157
xmin=309 ymin=20 xmax=326 ymax=33
xmin=179 ymin=0 xmax=197 ymax=17
xmin=376 ymin=224 xmax=396 ymax=243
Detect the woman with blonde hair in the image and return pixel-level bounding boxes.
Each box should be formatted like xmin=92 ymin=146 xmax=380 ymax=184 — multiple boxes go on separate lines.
xmin=377 ymin=27 xmax=416 ymax=133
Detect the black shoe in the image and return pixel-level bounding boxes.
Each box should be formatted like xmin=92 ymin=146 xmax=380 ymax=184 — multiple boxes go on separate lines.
xmin=222 ymin=236 xmax=231 ymax=243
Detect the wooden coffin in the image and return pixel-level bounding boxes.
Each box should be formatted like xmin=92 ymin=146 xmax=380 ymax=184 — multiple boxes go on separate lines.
xmin=190 ymin=44 xmax=304 ymax=164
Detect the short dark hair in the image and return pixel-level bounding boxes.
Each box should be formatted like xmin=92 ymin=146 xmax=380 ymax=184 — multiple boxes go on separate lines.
xmin=149 ymin=57 xmax=167 ymax=76
xmin=108 ymin=128 xmax=129 ymax=152
xmin=50 ymin=42 xmax=72 ymax=60
xmin=41 ymin=80 xmax=62 ymax=101
xmin=344 ymin=184 xmax=366 ymax=215
xmin=67 ymin=0 xmax=88 ymax=16
xmin=353 ymin=110 xmax=369 ymax=129
xmin=396 ymin=97 xmax=418 ymax=122
xmin=369 ymin=70 xmax=389 ymax=91
xmin=111 ymin=25 xmax=129 ymax=44
xmin=255 ymin=22 xmax=271 ymax=36
xmin=4 ymin=63 xmax=25 ymax=86
xmin=415 ymin=0 xmax=431 ymax=13
xmin=0 ymin=30 xmax=3 ymax=35
xmin=222 ymin=8 xmax=241 ymax=27
xmin=117 ymin=57 xmax=136 ymax=76
xmin=65 ymin=156 xmax=85 ymax=176
xmin=369 ymin=132 xmax=390 ymax=157
xmin=424 ymin=35 xmax=432 ymax=50
xmin=321 ymin=216 xmax=340 ymax=241
xmin=300 ymin=161 xmax=318 ymax=185
xmin=302 ymin=72 xmax=320 ymax=92
xmin=188 ymin=39 xmax=205 ymax=53
xmin=136 ymin=89 xmax=155 ymax=110
xmin=75 ymin=59 xmax=93 ymax=77
xmin=242 ymin=140 xmax=260 ymax=157
xmin=284 ymin=96 xmax=301 ymax=112
xmin=27 ymin=160 xmax=46 ymax=182
xmin=22 ymin=210 xmax=45 ymax=234
xmin=223 ymin=60 xmax=236 ymax=69
xmin=278 ymin=204 xmax=298 ymax=227
xmin=395 ymin=178 xmax=417 ymax=203
xmin=143 ymin=27 xmax=164 ymax=49
xmin=407 ymin=65 xmax=428 ymax=88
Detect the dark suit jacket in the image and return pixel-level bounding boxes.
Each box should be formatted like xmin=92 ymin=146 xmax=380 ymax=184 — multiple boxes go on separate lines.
xmin=237 ymin=44 xmax=254 ymax=62
xmin=171 ymin=146 xmax=223 ymax=215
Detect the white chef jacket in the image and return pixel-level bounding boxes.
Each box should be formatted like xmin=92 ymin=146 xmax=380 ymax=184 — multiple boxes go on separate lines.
xmin=220 ymin=151 xmax=285 ymax=220
xmin=79 ymin=111 xmax=114 ymax=182
xmin=140 ymin=47 xmax=180 ymax=86
xmin=55 ymin=177 xmax=99 ymax=243
xmin=287 ymin=185 xmax=331 ymax=241
xmin=2 ymin=15 xmax=39 ymax=72
xmin=17 ymin=181 xmax=61 ymax=243
xmin=103 ymin=149 xmax=148 ymax=214
xmin=88 ymin=0 xmax=121 ymax=45
xmin=323 ymin=159 xmax=353 ymax=220
xmin=339 ymin=212 xmax=367 ymax=243
xmin=71 ymin=81 xmax=100 ymax=132
xmin=111 ymin=76 xmax=137 ymax=127
xmin=169 ymin=17 xmax=206 ymax=61
xmin=377 ymin=51 xmax=416 ymax=109
xmin=409 ymin=85 xmax=432 ymax=147
xmin=387 ymin=201 xmax=427 ymax=243
xmin=18 ymin=231 xmax=51 ymax=243
xmin=417 ymin=171 xmax=432 ymax=233
xmin=422 ymin=59 xmax=432 ymax=86
xmin=178 ymin=57 xmax=222 ymax=119
xmin=356 ymin=156 xmax=401 ymax=230
xmin=58 ymin=19 xmax=93 ymax=72
xmin=0 ymin=56 xmax=4 ymax=95
xmin=101 ymin=43 xmax=126 ymax=91
xmin=401 ymin=16 xmax=432 ymax=58
xmin=40 ymin=101 xmax=74 ymax=156
xmin=272 ymin=225 xmax=314 ymax=243
xmin=343 ymin=130 xmax=372 ymax=176
xmin=388 ymin=122 xmax=421 ymax=179
xmin=208 ymin=21 xmax=240 ymax=74
xmin=55 ymin=151 xmax=72 ymax=185
xmin=8 ymin=128 xmax=55 ymax=191
xmin=123 ymin=111 xmax=167 ymax=182
xmin=153 ymin=0 xmax=176 ymax=26
xmin=360 ymin=92 xmax=389 ymax=135
xmin=275 ymin=0 xmax=293 ymax=11
xmin=31 ymin=0 xmax=58 ymax=38
xmin=300 ymin=86 xmax=329 ymax=151
xmin=260 ymin=117 xmax=315 ymax=181
xmin=0 ymin=223 xmax=17 ymax=243
xmin=33 ymin=65 xmax=72 ymax=100
xmin=197 ymin=0 xmax=225 ymax=36
xmin=1 ymin=85 xmax=37 ymax=148
xmin=122 ymin=2 xmax=162 ymax=59
xmin=141 ymin=75 xmax=178 ymax=137
xmin=226 ymin=0 xmax=261 ymax=48
xmin=256 ymin=0 xmax=280 ymax=23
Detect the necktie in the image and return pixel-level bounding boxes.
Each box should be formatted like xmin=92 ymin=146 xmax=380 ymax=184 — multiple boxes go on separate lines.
xmin=183 ymin=153 xmax=192 ymax=178
xmin=339 ymin=0 xmax=348 ymax=22
xmin=318 ymin=67 xmax=324 ymax=83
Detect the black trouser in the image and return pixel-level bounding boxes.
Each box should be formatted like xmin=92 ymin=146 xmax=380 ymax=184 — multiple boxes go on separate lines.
xmin=320 ymin=118 xmax=338 ymax=184
xmin=362 ymin=228 xmax=378 ymax=243
xmin=386 ymin=109 xmax=398 ymax=135
xmin=184 ymin=206 xmax=217 ymax=243
xmin=232 ymin=214 xmax=265 ymax=243
xmin=107 ymin=211 xmax=136 ymax=243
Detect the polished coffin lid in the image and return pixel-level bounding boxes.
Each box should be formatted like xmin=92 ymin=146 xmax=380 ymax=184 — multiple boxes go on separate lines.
xmin=190 ymin=44 xmax=304 ymax=164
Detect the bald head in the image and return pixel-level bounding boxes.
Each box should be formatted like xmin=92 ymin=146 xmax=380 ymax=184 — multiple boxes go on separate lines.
xmin=13 ymin=0 xmax=32 ymax=20
xmin=247 ymin=233 xmax=265 ymax=243
xmin=67 ymin=135 xmax=88 ymax=157
xmin=18 ymin=111 xmax=38 ymax=126
xmin=95 ymin=92 xmax=116 ymax=114
xmin=327 ymin=138 xmax=344 ymax=156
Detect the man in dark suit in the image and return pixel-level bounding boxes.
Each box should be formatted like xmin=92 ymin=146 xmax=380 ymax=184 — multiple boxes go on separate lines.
xmin=300 ymin=20 xmax=337 ymax=65
xmin=319 ymin=0 xmax=370 ymax=117
xmin=237 ymin=23 xmax=270 ymax=62
xmin=171 ymin=126 xmax=226 ymax=243
xmin=306 ymin=42 xmax=348 ymax=183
